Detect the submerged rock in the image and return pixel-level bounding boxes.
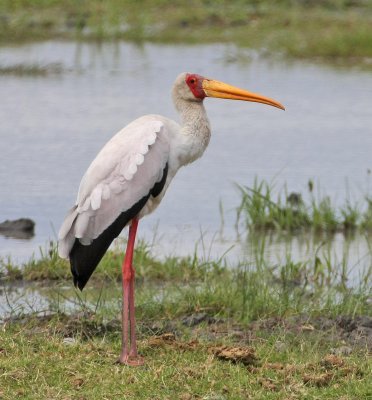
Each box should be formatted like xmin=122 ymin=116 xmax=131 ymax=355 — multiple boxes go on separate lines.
xmin=0 ymin=218 xmax=35 ymax=239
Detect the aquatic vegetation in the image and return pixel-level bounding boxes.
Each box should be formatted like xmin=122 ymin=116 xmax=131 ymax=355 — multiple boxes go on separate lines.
xmin=0 ymin=1 xmax=372 ymax=65
xmin=237 ymin=177 xmax=372 ymax=234
xmin=1 ymin=234 xmax=370 ymax=322
xmin=0 ymin=63 xmax=63 ymax=76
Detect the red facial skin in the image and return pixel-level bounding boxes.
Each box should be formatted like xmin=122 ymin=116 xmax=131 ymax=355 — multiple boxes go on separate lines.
xmin=185 ymin=73 xmax=207 ymax=100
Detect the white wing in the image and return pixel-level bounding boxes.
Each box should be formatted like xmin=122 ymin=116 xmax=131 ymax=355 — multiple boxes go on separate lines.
xmin=58 ymin=115 xmax=170 ymax=258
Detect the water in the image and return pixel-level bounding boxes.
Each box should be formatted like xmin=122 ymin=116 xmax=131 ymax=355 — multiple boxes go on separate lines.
xmin=0 ymin=280 xmax=121 ymax=320
xmin=1 ymin=40 xmax=372 ymax=277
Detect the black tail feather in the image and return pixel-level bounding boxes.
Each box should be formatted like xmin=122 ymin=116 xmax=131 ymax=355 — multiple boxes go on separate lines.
xmin=69 ymin=162 xmax=169 ymax=291
xmin=70 ymin=195 xmax=149 ymax=290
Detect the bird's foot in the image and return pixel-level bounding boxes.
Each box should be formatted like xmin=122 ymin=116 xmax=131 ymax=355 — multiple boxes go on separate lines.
xmin=117 ymin=352 xmax=145 ymax=366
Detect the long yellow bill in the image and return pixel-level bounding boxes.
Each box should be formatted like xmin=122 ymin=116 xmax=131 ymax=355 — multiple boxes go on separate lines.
xmin=203 ymin=79 xmax=285 ymax=110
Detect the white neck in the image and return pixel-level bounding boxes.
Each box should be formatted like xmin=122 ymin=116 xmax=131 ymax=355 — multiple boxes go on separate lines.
xmin=174 ymin=98 xmax=211 ymax=166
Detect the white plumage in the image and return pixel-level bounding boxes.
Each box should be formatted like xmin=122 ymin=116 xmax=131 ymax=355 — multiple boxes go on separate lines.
xmin=59 ymin=115 xmax=173 ymax=257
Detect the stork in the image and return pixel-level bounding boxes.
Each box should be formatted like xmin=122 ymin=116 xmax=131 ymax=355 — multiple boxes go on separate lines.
xmin=58 ymin=72 xmax=284 ymax=365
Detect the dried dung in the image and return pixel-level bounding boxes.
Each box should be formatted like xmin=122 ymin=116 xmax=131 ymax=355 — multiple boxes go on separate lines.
xmin=147 ymin=333 xmax=199 ymax=351
xmin=263 ymin=362 xmax=285 ymax=371
xmin=258 ymin=377 xmax=278 ymax=391
xmin=321 ymin=354 xmax=345 ymax=369
xmin=148 ymin=332 xmax=176 ymax=346
xmin=303 ymin=372 xmax=333 ymax=387
xmin=210 ymin=345 xmax=258 ymax=366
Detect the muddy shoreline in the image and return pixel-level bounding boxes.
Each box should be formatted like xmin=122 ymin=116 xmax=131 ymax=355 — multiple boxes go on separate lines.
xmin=3 ymin=311 xmax=371 ymax=353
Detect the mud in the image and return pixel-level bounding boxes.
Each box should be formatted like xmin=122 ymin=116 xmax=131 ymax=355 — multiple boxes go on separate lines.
xmin=248 ymin=314 xmax=372 ymax=351
xmin=145 ymin=312 xmax=372 ymax=352
xmin=3 ymin=311 xmax=372 ymax=351
xmin=3 ymin=312 xmax=121 ymax=339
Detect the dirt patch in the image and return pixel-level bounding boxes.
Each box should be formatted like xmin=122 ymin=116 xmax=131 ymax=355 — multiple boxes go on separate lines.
xmin=170 ymin=312 xmax=372 ymax=353
xmin=4 ymin=311 xmax=372 ymax=353
xmin=3 ymin=311 xmax=121 ymax=339
xmin=249 ymin=314 xmax=372 ymax=351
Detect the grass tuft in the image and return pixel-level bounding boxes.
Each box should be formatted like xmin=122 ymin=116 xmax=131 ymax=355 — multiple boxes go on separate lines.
xmin=237 ymin=177 xmax=372 ymax=234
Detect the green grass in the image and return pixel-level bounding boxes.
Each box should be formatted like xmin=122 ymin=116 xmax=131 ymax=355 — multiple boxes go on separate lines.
xmin=0 ymin=239 xmax=214 ymax=284
xmin=0 ymin=0 xmax=372 ymax=65
xmin=1 ymin=312 xmax=371 ymax=399
xmin=236 ymin=177 xmax=372 ymax=234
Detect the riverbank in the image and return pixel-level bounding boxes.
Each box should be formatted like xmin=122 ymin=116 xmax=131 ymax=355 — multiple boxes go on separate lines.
xmin=1 ymin=0 xmax=372 ymax=66
xmin=1 ymin=239 xmax=371 ymax=398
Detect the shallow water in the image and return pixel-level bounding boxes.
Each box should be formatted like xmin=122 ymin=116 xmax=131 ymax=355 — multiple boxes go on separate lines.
xmin=0 ymin=280 xmax=119 ymax=320
xmin=1 ymin=41 xmax=372 ymax=282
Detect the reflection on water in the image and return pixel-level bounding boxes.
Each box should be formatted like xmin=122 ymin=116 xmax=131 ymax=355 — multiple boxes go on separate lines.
xmin=242 ymin=231 xmax=372 ymax=288
xmin=0 ymin=277 xmax=169 ymax=320
xmin=0 ymin=280 xmax=122 ymax=320
xmin=0 ymin=41 xmax=372 ymax=285
xmin=0 ymin=282 xmax=59 ymax=318
xmin=0 ymin=230 xmax=34 ymax=240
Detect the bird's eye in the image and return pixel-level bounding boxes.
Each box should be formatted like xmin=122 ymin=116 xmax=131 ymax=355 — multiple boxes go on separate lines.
xmin=190 ymin=78 xmax=195 ymax=84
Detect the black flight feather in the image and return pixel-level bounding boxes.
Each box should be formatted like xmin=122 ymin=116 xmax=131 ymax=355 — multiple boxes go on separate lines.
xmin=69 ymin=163 xmax=168 ymax=290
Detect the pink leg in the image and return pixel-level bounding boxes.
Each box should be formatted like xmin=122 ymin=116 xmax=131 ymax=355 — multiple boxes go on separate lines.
xmin=118 ymin=218 xmax=144 ymax=366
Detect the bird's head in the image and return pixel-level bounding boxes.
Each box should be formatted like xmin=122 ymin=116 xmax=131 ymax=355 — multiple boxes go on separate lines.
xmin=172 ymin=72 xmax=285 ymax=110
